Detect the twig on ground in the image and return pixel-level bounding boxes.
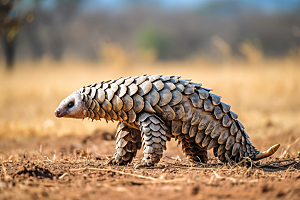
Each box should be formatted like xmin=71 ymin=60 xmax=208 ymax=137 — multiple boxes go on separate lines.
xmin=69 ymin=167 xmax=157 ymax=181
xmin=213 ymin=171 xmax=237 ymax=182
xmin=283 ymin=165 xmax=296 ymax=178
xmin=164 ymin=156 xmax=182 ymax=162
xmin=44 ymin=156 xmax=54 ymax=162
xmin=0 ymin=149 xmax=8 ymax=159
xmin=280 ymin=138 xmax=299 ymax=159
xmin=58 ymin=172 xmax=69 ymax=179
xmin=258 ymin=159 xmax=297 ymax=169
xmin=233 ymin=157 xmax=252 ymax=167
xmin=69 ymin=167 xmax=200 ymax=184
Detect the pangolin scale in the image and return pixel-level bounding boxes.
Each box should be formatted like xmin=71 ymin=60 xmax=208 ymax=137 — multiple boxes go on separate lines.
xmin=55 ymin=74 xmax=280 ymax=167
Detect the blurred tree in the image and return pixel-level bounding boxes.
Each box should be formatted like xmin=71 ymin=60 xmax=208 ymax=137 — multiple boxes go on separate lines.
xmin=0 ymin=0 xmax=19 ymax=69
xmin=0 ymin=0 xmax=40 ymax=68
xmin=0 ymin=0 xmax=85 ymax=67
xmin=43 ymin=0 xmax=84 ymax=61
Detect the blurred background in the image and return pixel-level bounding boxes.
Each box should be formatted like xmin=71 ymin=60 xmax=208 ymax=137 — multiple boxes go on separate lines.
xmin=0 ymin=0 xmax=300 ymax=157
xmin=1 ymin=0 xmax=300 ymax=65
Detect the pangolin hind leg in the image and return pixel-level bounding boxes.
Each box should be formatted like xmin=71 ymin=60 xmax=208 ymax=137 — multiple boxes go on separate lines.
xmin=134 ymin=113 xmax=168 ymax=168
xmin=106 ymin=122 xmax=142 ymax=165
xmin=182 ymin=137 xmax=208 ymax=163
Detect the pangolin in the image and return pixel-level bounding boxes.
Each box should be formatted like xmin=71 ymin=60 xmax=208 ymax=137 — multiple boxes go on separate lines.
xmin=55 ymin=75 xmax=280 ymax=167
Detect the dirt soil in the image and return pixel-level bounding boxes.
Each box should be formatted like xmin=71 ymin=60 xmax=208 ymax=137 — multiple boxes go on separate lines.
xmin=1 ymin=130 xmax=300 ymax=200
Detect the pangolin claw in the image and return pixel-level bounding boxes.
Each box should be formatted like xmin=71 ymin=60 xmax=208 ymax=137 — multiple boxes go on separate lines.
xmin=105 ymin=157 xmax=116 ymax=165
xmin=134 ymin=159 xmax=154 ymax=169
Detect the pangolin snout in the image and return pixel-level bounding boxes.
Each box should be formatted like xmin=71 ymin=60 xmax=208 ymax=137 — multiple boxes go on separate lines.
xmin=55 ymin=109 xmax=62 ymax=117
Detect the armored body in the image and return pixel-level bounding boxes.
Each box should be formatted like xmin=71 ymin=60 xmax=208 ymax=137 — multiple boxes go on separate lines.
xmin=55 ymin=75 xmax=279 ymax=167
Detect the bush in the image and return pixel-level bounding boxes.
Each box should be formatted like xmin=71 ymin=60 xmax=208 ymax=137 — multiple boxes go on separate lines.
xmin=138 ymin=27 xmax=171 ymax=59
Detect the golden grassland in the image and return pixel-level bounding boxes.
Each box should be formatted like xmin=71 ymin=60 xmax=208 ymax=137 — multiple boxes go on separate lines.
xmin=0 ymin=57 xmax=300 ymax=158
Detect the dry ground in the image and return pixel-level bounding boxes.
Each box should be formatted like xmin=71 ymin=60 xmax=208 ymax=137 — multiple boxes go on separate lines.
xmin=0 ymin=58 xmax=300 ymax=199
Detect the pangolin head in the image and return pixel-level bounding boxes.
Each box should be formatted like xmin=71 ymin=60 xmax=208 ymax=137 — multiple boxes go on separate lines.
xmin=55 ymin=90 xmax=88 ymax=119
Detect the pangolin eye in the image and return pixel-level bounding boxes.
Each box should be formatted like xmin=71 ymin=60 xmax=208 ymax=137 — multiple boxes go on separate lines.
xmin=68 ymin=102 xmax=74 ymax=108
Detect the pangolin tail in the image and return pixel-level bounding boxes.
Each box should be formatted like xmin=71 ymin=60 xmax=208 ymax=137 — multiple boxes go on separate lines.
xmin=253 ymin=144 xmax=280 ymax=161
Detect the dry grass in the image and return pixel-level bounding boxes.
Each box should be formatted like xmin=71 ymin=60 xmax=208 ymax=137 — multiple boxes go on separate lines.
xmin=0 ymin=57 xmax=300 ymax=157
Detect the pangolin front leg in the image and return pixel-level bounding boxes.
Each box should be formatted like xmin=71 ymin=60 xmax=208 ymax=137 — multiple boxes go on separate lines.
xmin=134 ymin=113 xmax=168 ymax=168
xmin=106 ymin=122 xmax=142 ymax=165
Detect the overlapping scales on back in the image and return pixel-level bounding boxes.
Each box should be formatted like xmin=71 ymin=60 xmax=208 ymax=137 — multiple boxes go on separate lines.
xmin=78 ymin=74 xmax=199 ymax=122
